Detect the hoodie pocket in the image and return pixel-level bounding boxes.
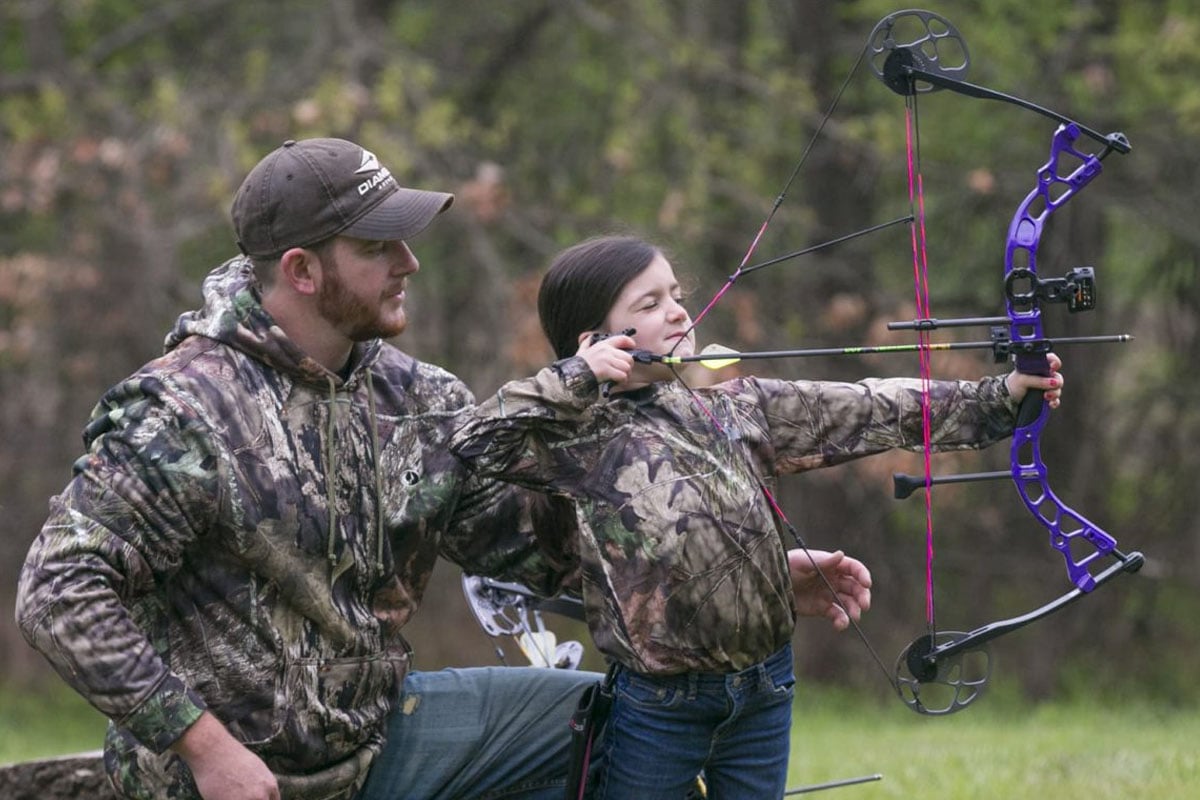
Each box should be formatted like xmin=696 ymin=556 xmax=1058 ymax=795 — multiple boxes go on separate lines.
xmin=275 ymin=651 xmax=406 ymax=763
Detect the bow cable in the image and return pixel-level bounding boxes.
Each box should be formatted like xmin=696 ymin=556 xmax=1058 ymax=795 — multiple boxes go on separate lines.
xmin=661 ymin=23 xmax=906 ymax=695
xmin=677 ymin=34 xmax=872 ymax=338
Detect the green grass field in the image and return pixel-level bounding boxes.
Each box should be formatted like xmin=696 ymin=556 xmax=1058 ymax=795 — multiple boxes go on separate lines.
xmin=785 ymin=687 xmax=1198 ymax=799
xmin=0 ymin=681 xmax=106 ymax=764
xmin=4 ymin=681 xmax=1196 ymax=798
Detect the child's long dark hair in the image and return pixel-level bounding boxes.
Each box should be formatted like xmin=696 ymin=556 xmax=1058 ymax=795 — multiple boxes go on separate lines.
xmin=531 ymin=235 xmax=660 ymax=567
xmin=538 ymin=235 xmax=660 ymax=360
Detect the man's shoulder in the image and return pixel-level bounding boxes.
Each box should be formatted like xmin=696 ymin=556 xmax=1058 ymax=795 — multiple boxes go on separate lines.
xmin=141 ymin=335 xmax=266 ymax=398
xmin=370 ymin=344 xmax=475 ymax=409
xmin=85 ymin=337 xmax=264 ymax=435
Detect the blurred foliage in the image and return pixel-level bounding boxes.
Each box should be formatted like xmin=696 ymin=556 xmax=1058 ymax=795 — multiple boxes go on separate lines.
xmin=0 ymin=680 xmax=106 ymax=763
xmin=0 ymin=0 xmax=1196 ymax=709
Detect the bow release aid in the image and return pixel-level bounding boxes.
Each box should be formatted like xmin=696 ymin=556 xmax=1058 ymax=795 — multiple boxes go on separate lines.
xmin=589 ymin=327 xmax=637 ymax=398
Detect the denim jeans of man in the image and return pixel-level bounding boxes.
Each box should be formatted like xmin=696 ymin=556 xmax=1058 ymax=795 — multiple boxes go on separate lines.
xmin=596 ymin=644 xmax=795 ymax=800
xmin=360 ymin=666 xmax=600 ymax=800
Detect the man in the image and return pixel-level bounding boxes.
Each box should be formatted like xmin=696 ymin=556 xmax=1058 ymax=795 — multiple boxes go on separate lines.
xmin=16 ymin=138 xmax=872 ymax=800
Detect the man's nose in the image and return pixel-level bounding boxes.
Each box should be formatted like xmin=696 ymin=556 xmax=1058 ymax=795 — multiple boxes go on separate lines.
xmin=392 ymin=241 xmax=419 ymax=274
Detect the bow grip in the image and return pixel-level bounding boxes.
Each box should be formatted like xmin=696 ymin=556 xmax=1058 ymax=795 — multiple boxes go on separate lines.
xmin=1013 ymin=351 xmax=1050 ymax=427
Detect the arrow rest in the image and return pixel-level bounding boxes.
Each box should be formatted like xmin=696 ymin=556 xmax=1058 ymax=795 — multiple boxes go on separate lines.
xmin=895 ymin=631 xmax=992 ymax=715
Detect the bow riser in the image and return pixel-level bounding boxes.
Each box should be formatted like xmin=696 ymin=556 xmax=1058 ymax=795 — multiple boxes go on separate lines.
xmin=1005 ymin=122 xmax=1121 ymax=592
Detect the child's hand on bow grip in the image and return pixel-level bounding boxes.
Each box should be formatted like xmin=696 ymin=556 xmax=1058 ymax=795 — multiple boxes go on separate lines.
xmin=1005 ymin=352 xmax=1065 ymax=409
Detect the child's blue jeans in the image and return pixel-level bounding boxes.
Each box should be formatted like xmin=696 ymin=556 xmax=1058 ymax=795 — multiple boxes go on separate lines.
xmin=597 ymin=643 xmax=795 ymax=800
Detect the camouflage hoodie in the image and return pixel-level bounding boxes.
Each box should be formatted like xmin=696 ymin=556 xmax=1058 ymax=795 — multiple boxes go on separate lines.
xmin=16 ymin=257 xmax=560 ymax=800
xmin=451 ymin=356 xmax=1018 ymax=675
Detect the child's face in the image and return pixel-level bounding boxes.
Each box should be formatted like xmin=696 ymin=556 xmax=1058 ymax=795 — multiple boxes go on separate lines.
xmin=602 ymin=254 xmax=695 ymax=364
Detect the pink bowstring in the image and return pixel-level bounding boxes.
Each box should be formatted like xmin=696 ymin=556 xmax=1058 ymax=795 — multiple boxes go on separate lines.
xmin=905 ymin=103 xmax=937 ymax=633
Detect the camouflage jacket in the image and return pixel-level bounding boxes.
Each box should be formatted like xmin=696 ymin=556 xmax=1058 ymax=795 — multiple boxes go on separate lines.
xmin=451 ymin=356 xmax=1019 ymax=675
xmin=16 ymin=257 xmax=561 ymax=800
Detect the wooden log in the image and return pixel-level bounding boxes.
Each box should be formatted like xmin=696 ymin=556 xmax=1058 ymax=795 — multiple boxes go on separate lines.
xmin=0 ymin=751 xmax=113 ymax=799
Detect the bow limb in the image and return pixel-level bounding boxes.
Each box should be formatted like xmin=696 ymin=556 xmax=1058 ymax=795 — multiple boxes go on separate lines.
xmin=897 ymin=547 xmax=1145 ymax=715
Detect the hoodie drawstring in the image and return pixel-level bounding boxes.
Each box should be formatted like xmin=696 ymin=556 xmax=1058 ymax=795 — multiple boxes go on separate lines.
xmin=365 ymin=370 xmax=386 ymax=573
xmin=324 ymin=375 xmax=341 ymax=574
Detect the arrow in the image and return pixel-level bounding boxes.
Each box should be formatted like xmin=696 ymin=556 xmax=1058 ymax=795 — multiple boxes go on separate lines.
xmin=638 ymin=334 xmax=1132 ymax=370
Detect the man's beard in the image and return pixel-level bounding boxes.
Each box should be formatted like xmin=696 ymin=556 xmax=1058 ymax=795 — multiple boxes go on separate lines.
xmin=317 ymin=255 xmax=406 ymax=341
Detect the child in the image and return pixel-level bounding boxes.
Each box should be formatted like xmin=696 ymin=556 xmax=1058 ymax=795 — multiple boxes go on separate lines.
xmin=451 ymin=234 xmax=1062 ymax=799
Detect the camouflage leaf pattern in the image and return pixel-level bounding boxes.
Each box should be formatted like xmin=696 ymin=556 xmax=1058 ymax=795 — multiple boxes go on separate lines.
xmin=16 ymin=257 xmax=561 ymax=800
xmin=451 ymin=356 xmax=1018 ymax=675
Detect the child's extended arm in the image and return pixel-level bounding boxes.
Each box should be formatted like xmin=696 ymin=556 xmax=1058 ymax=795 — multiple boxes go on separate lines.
xmin=749 ymin=353 xmax=1069 ymax=474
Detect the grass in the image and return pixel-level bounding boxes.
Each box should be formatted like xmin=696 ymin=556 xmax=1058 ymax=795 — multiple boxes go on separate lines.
xmin=3 ymin=680 xmax=1197 ymax=798
xmin=785 ymin=686 xmax=1199 ymax=799
xmin=0 ymin=681 xmax=107 ymax=765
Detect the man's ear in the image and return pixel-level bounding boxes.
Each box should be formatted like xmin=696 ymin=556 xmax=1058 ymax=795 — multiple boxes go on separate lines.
xmin=278 ymin=247 xmax=320 ymax=296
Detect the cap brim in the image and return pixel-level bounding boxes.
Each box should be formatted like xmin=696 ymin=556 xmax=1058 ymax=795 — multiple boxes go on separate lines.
xmin=342 ymin=187 xmax=455 ymax=242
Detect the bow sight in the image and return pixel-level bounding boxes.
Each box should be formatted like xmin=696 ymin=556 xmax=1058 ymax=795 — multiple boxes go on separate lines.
xmin=1008 ymin=266 xmax=1095 ymax=314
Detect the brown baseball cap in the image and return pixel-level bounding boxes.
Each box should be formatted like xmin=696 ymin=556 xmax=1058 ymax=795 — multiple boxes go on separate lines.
xmin=231 ymin=138 xmax=455 ymax=258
